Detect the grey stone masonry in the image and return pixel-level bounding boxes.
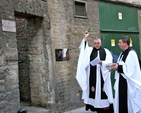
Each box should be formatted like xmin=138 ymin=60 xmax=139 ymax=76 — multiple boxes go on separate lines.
xmin=0 ymin=0 xmax=52 ymax=113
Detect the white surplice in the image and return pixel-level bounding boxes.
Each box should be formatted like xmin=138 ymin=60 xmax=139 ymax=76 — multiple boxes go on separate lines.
xmin=114 ymin=50 xmax=141 ymax=113
xmin=76 ymin=39 xmax=113 ymax=108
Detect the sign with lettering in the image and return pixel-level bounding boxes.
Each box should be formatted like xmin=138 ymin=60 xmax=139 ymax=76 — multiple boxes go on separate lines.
xmin=2 ymin=19 xmax=16 ymax=32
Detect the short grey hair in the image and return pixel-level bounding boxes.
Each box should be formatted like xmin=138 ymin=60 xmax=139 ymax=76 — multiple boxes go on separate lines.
xmin=93 ymin=38 xmax=101 ymax=42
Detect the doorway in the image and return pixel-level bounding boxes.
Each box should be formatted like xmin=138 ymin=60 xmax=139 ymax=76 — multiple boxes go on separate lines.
xmin=15 ymin=12 xmax=44 ymax=106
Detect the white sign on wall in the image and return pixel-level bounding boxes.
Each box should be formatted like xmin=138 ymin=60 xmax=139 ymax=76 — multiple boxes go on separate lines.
xmin=118 ymin=12 xmax=122 ymax=20
xmin=111 ymin=39 xmax=115 ymax=46
xmin=2 ymin=19 xmax=16 ymax=32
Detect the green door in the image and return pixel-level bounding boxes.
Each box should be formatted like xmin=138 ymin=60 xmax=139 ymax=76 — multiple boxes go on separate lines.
xmin=98 ymin=1 xmax=140 ymax=97
xmin=101 ymin=33 xmax=140 ymax=97
xmin=98 ymin=1 xmax=139 ymax=32
xmin=98 ymin=1 xmax=140 ymax=55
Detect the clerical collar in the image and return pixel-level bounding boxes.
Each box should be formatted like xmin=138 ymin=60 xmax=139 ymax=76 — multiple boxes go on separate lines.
xmin=119 ymin=47 xmax=130 ymax=60
xmin=122 ymin=47 xmax=130 ymax=53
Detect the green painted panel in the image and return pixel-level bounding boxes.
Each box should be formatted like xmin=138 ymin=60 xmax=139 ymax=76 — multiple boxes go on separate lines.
xmin=101 ymin=33 xmax=140 ymax=97
xmin=101 ymin=33 xmax=140 ymax=57
xmin=98 ymin=1 xmax=139 ymax=32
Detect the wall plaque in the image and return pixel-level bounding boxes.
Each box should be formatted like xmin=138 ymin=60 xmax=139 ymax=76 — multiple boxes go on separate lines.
xmin=2 ymin=19 xmax=16 ymax=32
xmin=55 ymin=48 xmax=69 ymax=61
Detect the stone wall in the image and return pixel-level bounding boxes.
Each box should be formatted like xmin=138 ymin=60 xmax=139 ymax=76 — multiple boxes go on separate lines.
xmin=0 ymin=0 xmax=52 ymax=113
xmin=0 ymin=0 xmax=20 ymax=111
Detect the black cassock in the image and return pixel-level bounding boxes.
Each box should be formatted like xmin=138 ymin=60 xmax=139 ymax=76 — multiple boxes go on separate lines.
xmin=114 ymin=47 xmax=141 ymax=113
xmin=86 ymin=47 xmax=113 ymax=113
xmin=76 ymin=39 xmax=114 ymax=113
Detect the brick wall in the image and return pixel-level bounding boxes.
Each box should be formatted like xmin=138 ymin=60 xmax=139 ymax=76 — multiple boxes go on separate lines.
xmin=47 ymin=0 xmax=100 ymax=111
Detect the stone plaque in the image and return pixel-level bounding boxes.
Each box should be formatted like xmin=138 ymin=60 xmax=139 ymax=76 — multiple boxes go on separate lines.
xmin=2 ymin=19 xmax=16 ymax=32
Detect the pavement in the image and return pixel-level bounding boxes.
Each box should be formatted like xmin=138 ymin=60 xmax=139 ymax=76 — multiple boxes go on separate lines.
xmin=64 ymin=107 xmax=96 ymax=113
xmin=20 ymin=102 xmax=96 ymax=113
xmin=20 ymin=106 xmax=96 ymax=113
xmin=20 ymin=106 xmax=49 ymax=113
xmin=20 ymin=102 xmax=49 ymax=113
